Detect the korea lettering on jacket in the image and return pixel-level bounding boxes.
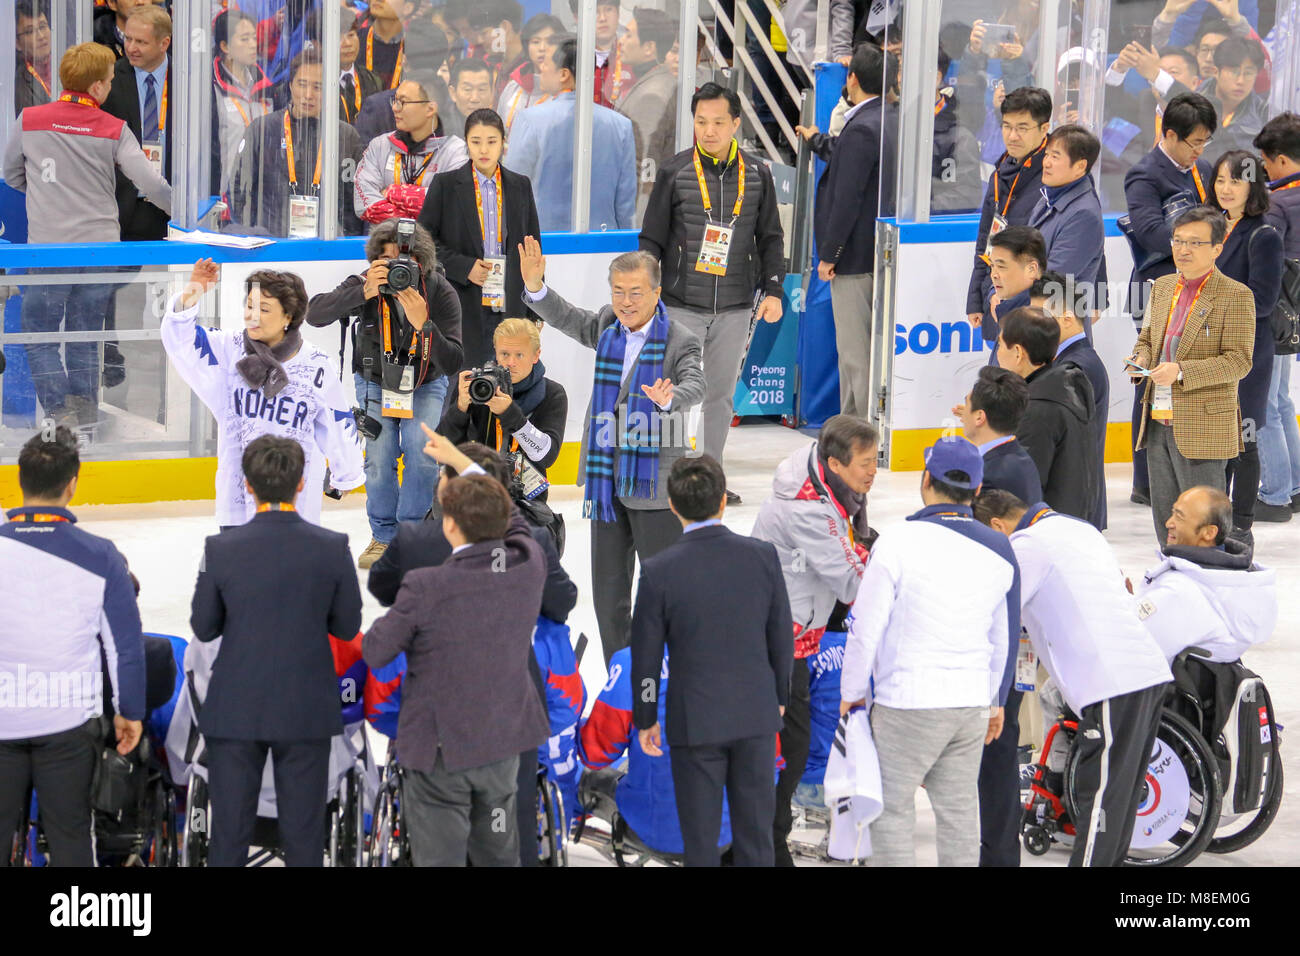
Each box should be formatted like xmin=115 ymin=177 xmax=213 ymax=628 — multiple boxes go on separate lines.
xmin=161 ymin=293 xmax=365 ymax=527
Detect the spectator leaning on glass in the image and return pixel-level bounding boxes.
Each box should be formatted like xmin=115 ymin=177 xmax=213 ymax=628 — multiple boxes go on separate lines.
xmin=211 ymin=8 xmax=274 ymax=199
xmin=418 ymin=108 xmax=540 ymax=367
xmin=362 ymin=433 xmax=550 ymax=868
xmin=439 ymin=318 xmax=568 ymax=499
xmin=1121 ymin=91 xmax=1217 ymax=504
xmin=1253 ymin=114 xmax=1300 ymax=522
xmin=520 ymin=239 xmax=705 ymax=666
xmin=163 ymin=259 xmax=366 ymax=529
xmin=355 ymin=70 xmax=469 ymax=224
xmin=14 ymin=0 xmax=52 ymax=113
xmin=0 ymin=427 xmax=146 ymax=868
xmin=1129 ymin=206 xmax=1256 ymax=546
xmin=100 ymin=3 xmax=173 ymax=242
xmin=966 ymin=87 xmax=1051 ymax=339
xmin=2 ymin=42 xmax=171 ymax=431
xmin=506 ymin=37 xmax=638 ymax=232
xmin=230 ymin=47 xmax=365 ymax=237
xmin=189 ymin=436 xmax=363 ymax=868
xmin=640 ymin=83 xmax=785 ymax=501
xmin=306 ymin=219 xmax=463 ymax=568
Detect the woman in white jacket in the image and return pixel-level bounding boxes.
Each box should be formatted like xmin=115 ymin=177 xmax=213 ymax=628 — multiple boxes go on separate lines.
xmin=162 ymin=258 xmax=365 ymax=528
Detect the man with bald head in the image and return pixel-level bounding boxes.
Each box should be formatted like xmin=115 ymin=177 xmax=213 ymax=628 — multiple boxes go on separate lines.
xmin=1136 ymin=486 xmax=1277 ymax=664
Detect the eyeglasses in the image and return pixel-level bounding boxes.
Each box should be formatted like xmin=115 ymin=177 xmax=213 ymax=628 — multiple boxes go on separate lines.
xmin=1183 ymin=136 xmax=1213 ymax=151
xmin=1170 ymin=238 xmax=1214 ymax=249
xmin=610 ymin=290 xmax=648 ymax=302
xmin=392 ymin=97 xmax=430 ymax=109
xmin=1001 ymin=123 xmax=1042 ymax=135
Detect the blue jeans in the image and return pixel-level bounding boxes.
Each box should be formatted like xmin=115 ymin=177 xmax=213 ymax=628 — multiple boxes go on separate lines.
xmin=21 ymin=280 xmax=116 ymax=413
xmin=354 ymin=373 xmax=448 ymax=543
xmin=1258 ymin=356 xmax=1300 ymax=506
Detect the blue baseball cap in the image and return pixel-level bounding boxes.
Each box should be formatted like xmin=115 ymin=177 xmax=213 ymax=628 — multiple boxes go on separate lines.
xmin=924 ymin=436 xmax=984 ymax=490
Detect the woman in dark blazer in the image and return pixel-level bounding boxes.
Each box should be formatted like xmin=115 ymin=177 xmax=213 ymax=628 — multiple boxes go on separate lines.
xmin=1211 ymin=150 xmax=1285 ymax=539
xmin=417 ymin=108 xmax=541 ymax=369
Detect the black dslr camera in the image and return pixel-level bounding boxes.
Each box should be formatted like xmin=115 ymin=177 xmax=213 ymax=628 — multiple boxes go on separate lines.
xmin=467 ymin=361 xmax=513 ymax=404
xmin=380 ymin=218 xmax=420 ymax=294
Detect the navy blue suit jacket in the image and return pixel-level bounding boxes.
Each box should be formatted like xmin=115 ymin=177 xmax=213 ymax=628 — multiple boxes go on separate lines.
xmin=981 ymin=438 xmax=1043 ymax=508
xmin=191 ymin=511 xmax=362 ymax=740
xmin=967 ymin=145 xmax=1046 ymax=315
xmin=1057 ymin=335 xmax=1110 ymax=530
xmin=810 ymin=97 xmax=896 ymax=276
xmin=1122 ymin=146 xmax=1213 ymax=303
xmin=630 ymin=525 xmax=793 ymax=747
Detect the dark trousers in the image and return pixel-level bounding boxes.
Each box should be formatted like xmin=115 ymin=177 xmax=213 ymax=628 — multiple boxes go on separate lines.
xmin=1226 ymin=440 xmax=1261 ymax=531
xmin=206 ymin=736 xmax=330 ymax=867
xmin=1069 ymin=683 xmax=1170 ymax=867
xmin=591 ymin=499 xmax=682 ymax=665
xmin=402 ymin=750 xmax=520 ymax=867
xmin=21 ymin=279 xmax=116 ymax=414
xmin=978 ymin=688 xmax=1023 ymax=867
xmin=0 ymin=718 xmax=100 ymax=867
xmin=773 ymin=656 xmax=811 ymax=866
xmin=670 ymin=733 xmax=776 ymax=866
xmin=516 ymin=749 xmax=537 ymax=867
xmin=1131 ymin=383 xmax=1149 ymax=493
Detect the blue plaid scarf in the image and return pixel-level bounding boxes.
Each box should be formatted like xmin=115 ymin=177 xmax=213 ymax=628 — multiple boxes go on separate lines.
xmin=583 ymin=302 xmax=670 ymax=522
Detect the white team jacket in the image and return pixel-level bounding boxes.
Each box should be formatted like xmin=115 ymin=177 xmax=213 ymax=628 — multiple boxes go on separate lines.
xmin=842 ymin=507 xmax=1016 ymax=710
xmin=1137 ymin=550 xmax=1277 ymax=664
xmin=1011 ymin=510 xmax=1171 ymax=714
xmin=161 ymin=293 xmax=365 ymax=527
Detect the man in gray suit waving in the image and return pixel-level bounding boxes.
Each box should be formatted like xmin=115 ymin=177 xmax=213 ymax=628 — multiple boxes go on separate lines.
xmin=520 ymin=237 xmax=705 ymax=665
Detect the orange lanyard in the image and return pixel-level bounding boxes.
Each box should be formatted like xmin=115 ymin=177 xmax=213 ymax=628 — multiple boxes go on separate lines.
xmin=1222 ymin=111 xmax=1235 ymax=128
xmin=494 ymin=418 xmax=518 ymax=454
xmin=393 ymin=148 xmax=435 ymax=186
xmin=256 ymin=502 xmax=295 ymax=513
xmin=341 ymin=70 xmax=362 ymax=119
xmin=1026 ymin=506 xmax=1052 ymax=526
xmin=473 ymin=165 xmax=504 ymax=247
xmin=379 ymin=297 xmax=417 ymax=357
xmin=611 ymin=46 xmax=625 ymax=101
xmin=1274 ymin=179 xmax=1300 ymax=192
xmin=933 ymin=96 xmax=946 ymax=116
xmin=693 ymin=145 xmax=745 ymax=223
xmin=215 ymin=60 xmax=260 ymax=128
xmin=1224 ymin=216 xmax=1240 ymax=240
xmin=284 ymin=111 xmax=322 ymax=191
xmin=59 ymin=92 xmax=99 ymax=108
xmin=1191 ymin=165 xmax=1206 ymax=203
xmin=505 ymin=88 xmax=549 ymax=129
xmin=9 ymin=512 xmax=69 ymax=522
xmin=367 ymin=29 xmax=404 ymax=89
xmin=993 ymin=140 xmax=1043 ymax=216
xmin=27 ymin=61 xmax=50 ymax=98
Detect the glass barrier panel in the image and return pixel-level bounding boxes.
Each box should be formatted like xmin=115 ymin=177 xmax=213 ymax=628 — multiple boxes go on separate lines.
xmin=0 ymin=265 xmax=211 ymax=464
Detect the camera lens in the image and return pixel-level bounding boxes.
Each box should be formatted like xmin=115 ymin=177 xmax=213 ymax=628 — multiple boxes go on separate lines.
xmin=468 ymin=375 xmax=496 ymax=404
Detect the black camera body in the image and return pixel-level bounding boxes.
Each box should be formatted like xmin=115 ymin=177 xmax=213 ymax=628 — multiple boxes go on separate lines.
xmin=468 ymin=362 xmax=513 ymax=404
xmin=380 ymin=218 xmax=420 ymax=295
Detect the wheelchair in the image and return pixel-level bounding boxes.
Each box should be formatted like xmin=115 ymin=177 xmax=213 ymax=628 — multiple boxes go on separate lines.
xmin=367 ymin=740 xmax=569 ymax=867
xmin=1020 ymin=649 xmax=1283 ymax=866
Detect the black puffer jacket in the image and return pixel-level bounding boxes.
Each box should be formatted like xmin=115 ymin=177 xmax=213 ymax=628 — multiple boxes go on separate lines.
xmin=639 ymin=144 xmax=785 ymax=313
xmin=1016 ymin=363 xmax=1097 ymax=523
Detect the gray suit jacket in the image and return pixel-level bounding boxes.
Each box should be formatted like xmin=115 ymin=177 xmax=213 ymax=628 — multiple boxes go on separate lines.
xmin=524 ymin=286 xmax=705 ymax=510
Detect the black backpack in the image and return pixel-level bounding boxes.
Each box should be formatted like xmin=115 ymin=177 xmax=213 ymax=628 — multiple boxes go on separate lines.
xmin=1272 ymin=257 xmax=1300 ymax=355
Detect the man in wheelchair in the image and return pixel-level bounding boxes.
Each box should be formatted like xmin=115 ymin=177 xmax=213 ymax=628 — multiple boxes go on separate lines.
xmin=1137 ymin=486 xmax=1278 ymax=664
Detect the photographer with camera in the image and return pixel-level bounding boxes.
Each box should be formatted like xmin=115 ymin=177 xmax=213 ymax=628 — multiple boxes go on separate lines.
xmin=306 ymin=218 xmax=463 ymax=569
xmin=438 ymin=318 xmax=567 ymax=503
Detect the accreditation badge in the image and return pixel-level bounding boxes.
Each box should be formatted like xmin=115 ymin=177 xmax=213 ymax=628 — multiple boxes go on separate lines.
xmin=481 ymin=256 xmax=507 ymax=310
xmin=695 ymin=223 xmax=734 ymax=276
xmin=142 ymin=141 xmax=164 ymax=178
xmin=381 ymin=366 xmax=415 ymax=418
xmin=1152 ymin=383 xmax=1174 ymax=422
xmin=1014 ymin=632 xmax=1037 ymax=693
xmin=984 ymin=214 xmax=1008 ymax=257
xmin=287 ymin=194 xmax=320 ymax=238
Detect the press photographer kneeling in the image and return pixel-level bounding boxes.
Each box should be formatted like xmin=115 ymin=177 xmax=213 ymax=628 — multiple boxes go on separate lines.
xmin=438 ymin=318 xmax=567 ymax=503
xmin=306 ymin=218 xmax=463 ymax=568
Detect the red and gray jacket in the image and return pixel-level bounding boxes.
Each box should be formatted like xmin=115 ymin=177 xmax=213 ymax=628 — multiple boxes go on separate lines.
xmin=354 ymin=128 xmax=467 ymax=223
xmin=2 ymin=94 xmax=171 ymax=244
xmin=751 ymin=442 xmax=870 ymax=658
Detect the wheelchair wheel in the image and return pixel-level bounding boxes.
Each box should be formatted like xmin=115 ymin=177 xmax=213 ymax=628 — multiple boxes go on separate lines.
xmin=149 ymin=782 xmax=179 ymax=867
xmin=1066 ymin=709 xmax=1221 ymax=867
xmin=537 ymin=776 xmax=566 ymax=867
xmin=1022 ymin=825 xmax=1051 ymax=856
xmin=1207 ymin=747 xmax=1284 ymax=855
xmin=370 ymin=768 xmax=410 ymax=867
xmin=181 ymin=774 xmax=209 ymax=868
xmin=328 ymin=769 xmax=364 ymax=867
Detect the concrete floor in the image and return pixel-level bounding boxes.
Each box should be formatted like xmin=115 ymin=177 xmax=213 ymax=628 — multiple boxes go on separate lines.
xmin=67 ymin=422 xmax=1298 ymax=866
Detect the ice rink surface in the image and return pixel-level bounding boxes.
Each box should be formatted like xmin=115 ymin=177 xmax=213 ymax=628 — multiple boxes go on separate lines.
xmin=69 ymin=423 xmax=1297 ymax=866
